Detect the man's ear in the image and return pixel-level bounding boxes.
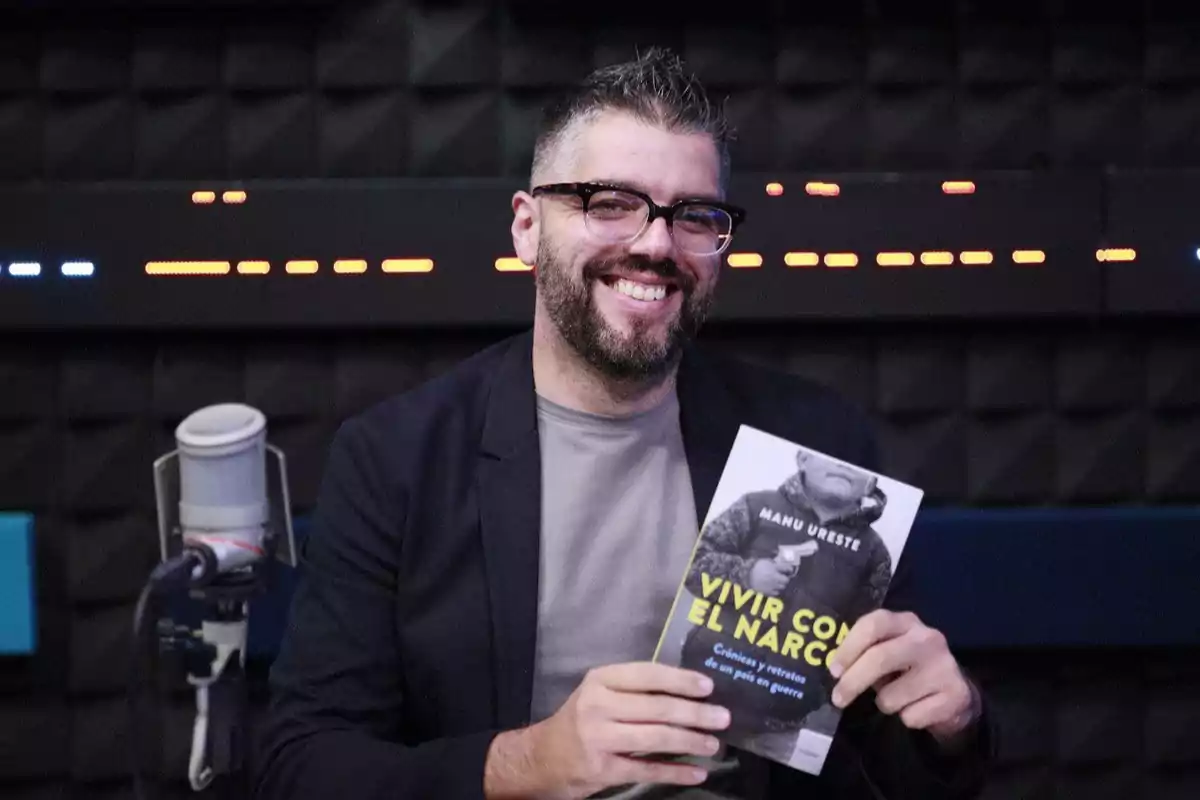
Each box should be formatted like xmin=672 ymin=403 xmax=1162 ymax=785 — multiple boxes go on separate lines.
xmin=511 ymin=191 xmax=539 ymax=268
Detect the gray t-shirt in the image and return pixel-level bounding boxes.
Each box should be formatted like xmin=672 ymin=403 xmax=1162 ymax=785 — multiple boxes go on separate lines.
xmin=531 ymin=390 xmax=741 ymax=798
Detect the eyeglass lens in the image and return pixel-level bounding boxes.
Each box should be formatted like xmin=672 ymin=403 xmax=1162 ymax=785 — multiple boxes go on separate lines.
xmin=584 ymin=189 xmax=732 ymax=255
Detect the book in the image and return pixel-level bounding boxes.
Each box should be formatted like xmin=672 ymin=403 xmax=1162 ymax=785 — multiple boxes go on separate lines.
xmin=652 ymin=424 xmax=924 ymax=776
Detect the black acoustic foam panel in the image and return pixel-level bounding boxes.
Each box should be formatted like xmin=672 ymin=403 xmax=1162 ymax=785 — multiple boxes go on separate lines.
xmin=2 ymin=2 xmax=1199 ymax=798
xmin=0 ymin=323 xmax=1197 ymax=799
xmin=0 ymin=1 xmax=1199 ymax=182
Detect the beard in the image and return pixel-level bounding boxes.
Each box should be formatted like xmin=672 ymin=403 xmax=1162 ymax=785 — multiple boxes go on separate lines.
xmin=535 ymin=238 xmax=714 ymax=383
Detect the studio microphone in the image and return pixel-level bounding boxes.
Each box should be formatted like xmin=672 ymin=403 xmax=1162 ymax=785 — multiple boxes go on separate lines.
xmin=155 ymin=403 xmax=272 ymax=587
xmin=130 ymin=402 xmax=297 ymax=799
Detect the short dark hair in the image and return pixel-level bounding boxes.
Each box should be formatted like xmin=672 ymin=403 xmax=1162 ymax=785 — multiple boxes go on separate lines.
xmin=530 ymin=47 xmax=733 ymax=189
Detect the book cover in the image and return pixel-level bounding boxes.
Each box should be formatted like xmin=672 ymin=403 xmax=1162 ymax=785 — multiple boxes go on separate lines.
xmin=652 ymin=424 xmax=924 ymax=776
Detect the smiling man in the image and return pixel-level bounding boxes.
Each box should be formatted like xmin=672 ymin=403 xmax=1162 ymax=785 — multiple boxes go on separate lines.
xmin=255 ymin=48 xmax=994 ymax=800
xmin=515 ymin=97 xmax=740 ymax=409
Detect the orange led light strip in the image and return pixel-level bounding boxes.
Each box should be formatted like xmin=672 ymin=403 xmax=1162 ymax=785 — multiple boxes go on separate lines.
xmin=334 ymin=259 xmax=368 ymax=274
xmin=145 ymin=250 xmax=1052 ymax=277
xmin=147 ymin=259 xmax=438 ymax=275
xmin=383 ymin=258 xmax=433 ymax=273
xmin=824 ymin=253 xmax=858 ymax=268
xmin=495 ymin=257 xmax=531 ymax=272
xmin=191 ymin=190 xmax=248 ymax=204
xmin=1096 ymin=248 xmax=1136 ymax=262
xmin=784 ymin=252 xmax=820 ymax=267
xmin=877 ymin=252 xmax=915 ymax=267
xmin=805 ymin=182 xmax=840 ymax=197
xmin=776 ymin=179 xmax=977 ymax=198
xmin=779 ymin=250 xmax=1046 ymax=268
xmin=146 ymin=261 xmax=230 ymax=275
xmin=727 ymin=252 xmax=762 ymax=268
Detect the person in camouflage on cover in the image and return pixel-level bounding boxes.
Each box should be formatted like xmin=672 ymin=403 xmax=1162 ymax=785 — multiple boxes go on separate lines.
xmin=678 ymin=446 xmax=893 ymax=765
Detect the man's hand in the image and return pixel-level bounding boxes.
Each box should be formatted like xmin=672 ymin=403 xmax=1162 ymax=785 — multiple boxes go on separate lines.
xmin=828 ymin=610 xmax=979 ymax=746
xmin=483 ymin=662 xmax=730 ymax=800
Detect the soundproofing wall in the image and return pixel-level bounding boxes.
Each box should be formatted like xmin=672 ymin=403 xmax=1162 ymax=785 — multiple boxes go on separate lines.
xmin=0 ymin=2 xmax=1197 ymax=799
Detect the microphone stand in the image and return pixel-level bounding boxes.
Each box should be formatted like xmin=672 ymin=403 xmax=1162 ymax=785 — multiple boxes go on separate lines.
xmin=157 ymin=566 xmax=269 ymax=797
xmin=133 ymin=553 xmax=276 ymax=800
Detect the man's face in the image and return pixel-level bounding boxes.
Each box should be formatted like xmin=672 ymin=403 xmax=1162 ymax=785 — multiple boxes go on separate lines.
xmin=799 ymin=452 xmax=876 ymax=508
xmin=532 ymin=111 xmax=724 ymax=381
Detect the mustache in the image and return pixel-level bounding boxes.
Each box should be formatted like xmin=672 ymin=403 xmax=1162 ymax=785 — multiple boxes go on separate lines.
xmin=583 ymin=256 xmax=696 ymax=291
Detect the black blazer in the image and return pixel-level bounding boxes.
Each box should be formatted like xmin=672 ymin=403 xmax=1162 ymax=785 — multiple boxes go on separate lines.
xmin=253 ymin=330 xmax=994 ymax=800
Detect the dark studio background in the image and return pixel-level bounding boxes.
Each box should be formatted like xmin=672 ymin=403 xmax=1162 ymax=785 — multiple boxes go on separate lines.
xmin=1 ymin=1 xmax=1199 ymax=799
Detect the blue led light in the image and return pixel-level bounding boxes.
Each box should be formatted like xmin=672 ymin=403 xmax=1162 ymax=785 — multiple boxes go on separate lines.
xmin=61 ymin=261 xmax=95 ymax=277
xmin=0 ymin=513 xmax=35 ymax=655
xmin=8 ymin=262 xmax=40 ymax=277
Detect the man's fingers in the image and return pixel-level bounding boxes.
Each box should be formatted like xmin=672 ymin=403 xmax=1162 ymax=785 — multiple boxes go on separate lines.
xmin=873 ymin=667 xmax=939 ymax=716
xmin=602 ymin=689 xmax=731 ymax=730
xmin=613 ymin=756 xmax=708 ymax=788
xmin=895 ymin=691 xmax=953 ymax=730
xmin=831 ymin=636 xmax=914 ymax=709
xmin=592 ymin=662 xmax=714 ymax=698
xmin=601 ymin=722 xmax=721 ymax=759
xmin=830 ymin=610 xmax=915 ymax=678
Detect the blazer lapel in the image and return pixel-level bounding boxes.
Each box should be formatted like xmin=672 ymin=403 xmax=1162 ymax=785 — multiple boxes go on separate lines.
xmin=476 ymin=333 xmax=542 ymax=729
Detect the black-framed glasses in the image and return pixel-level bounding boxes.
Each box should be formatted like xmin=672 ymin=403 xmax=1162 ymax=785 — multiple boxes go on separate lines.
xmin=531 ymin=182 xmax=746 ymax=257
